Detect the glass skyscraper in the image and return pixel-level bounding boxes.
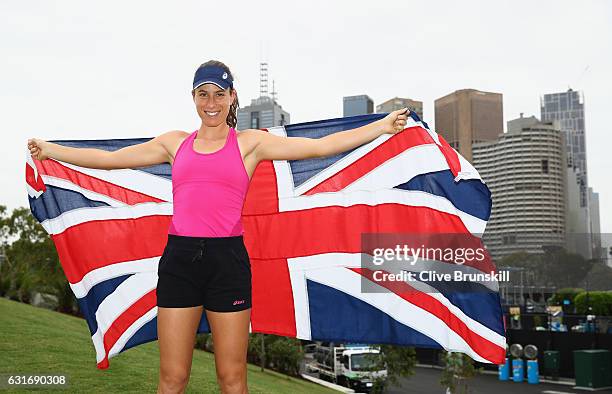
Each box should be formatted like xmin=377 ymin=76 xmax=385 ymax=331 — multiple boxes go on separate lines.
xmin=540 ymin=88 xmax=587 ymax=207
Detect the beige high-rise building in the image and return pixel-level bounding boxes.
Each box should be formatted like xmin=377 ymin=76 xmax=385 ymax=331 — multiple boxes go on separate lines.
xmin=376 ymin=97 xmax=423 ymax=120
xmin=435 ymin=89 xmax=503 ymax=161
xmin=472 ymin=115 xmax=567 ymax=260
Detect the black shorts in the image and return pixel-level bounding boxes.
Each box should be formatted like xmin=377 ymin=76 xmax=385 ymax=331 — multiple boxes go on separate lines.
xmin=156 ymin=234 xmax=251 ymax=312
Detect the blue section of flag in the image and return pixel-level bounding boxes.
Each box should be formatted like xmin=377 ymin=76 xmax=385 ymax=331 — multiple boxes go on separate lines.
xmin=395 ymin=170 xmax=492 ymax=221
xmin=29 ymin=185 xmax=109 ymax=222
xmin=442 ymin=292 xmax=505 ymax=336
xmin=411 ymin=277 xmax=505 ymax=336
xmin=77 ymin=275 xmax=132 ymax=335
xmin=197 ymin=315 xmax=211 ymax=333
xmin=285 ymin=114 xmax=386 ymax=188
xmin=409 ymin=110 xmax=428 ymax=129
xmin=122 ymin=317 xmax=158 ymax=352
xmin=307 ymin=279 xmax=442 ymax=349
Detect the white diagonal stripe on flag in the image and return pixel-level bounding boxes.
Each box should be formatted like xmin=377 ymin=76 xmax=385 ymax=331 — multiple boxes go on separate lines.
xmin=39 ymin=201 xmax=172 ymax=236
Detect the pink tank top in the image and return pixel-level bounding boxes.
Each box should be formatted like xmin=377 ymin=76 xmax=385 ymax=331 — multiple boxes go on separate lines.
xmin=168 ymin=128 xmax=250 ymax=237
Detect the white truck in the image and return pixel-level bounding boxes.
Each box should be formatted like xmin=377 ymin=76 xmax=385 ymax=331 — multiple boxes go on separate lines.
xmin=312 ymin=343 xmax=387 ymax=392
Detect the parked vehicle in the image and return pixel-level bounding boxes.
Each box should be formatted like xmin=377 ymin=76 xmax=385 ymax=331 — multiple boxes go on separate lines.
xmin=303 ymin=343 xmax=317 ymax=354
xmin=310 ymin=342 xmax=387 ymax=392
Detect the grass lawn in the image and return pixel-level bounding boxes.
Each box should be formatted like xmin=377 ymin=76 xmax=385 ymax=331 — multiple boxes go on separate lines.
xmin=0 ymin=298 xmax=335 ymax=393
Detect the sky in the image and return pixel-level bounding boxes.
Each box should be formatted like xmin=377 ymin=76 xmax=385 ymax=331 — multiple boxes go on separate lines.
xmin=1 ymin=0 xmax=611 ymax=231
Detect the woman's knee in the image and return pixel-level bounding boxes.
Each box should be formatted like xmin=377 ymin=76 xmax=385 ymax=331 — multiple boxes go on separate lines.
xmin=159 ymin=366 xmax=191 ymax=393
xmin=216 ymin=367 xmax=246 ymax=393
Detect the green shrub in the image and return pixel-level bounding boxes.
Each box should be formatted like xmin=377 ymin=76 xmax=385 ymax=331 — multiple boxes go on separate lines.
xmin=246 ymin=334 xmax=303 ymax=377
xmin=266 ymin=337 xmax=303 ymax=376
xmin=574 ymin=291 xmax=612 ymax=315
xmin=549 ymin=288 xmax=585 ymax=306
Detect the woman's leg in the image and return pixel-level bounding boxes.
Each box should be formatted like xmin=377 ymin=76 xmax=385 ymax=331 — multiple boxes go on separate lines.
xmin=157 ymin=306 xmax=204 ymax=394
xmin=206 ymin=308 xmax=251 ymax=394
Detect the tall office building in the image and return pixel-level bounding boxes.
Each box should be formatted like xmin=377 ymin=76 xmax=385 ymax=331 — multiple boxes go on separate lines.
xmin=237 ymin=96 xmax=290 ymax=130
xmin=588 ymin=187 xmax=603 ymax=259
xmin=435 ymin=89 xmax=503 ymax=162
xmin=472 ymin=115 xmax=567 ymax=259
xmin=343 ymin=95 xmax=373 ymax=117
xmin=540 ymin=89 xmax=587 ymax=207
xmin=565 ymin=165 xmax=591 ymax=258
xmin=541 ymin=89 xmax=601 ymax=259
xmin=376 ymin=97 xmax=423 ymax=119
xmin=237 ymin=62 xmax=290 ymax=130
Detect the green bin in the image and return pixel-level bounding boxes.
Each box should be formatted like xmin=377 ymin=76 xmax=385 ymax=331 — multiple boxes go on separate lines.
xmin=543 ymin=350 xmax=560 ymax=379
xmin=573 ymin=350 xmax=612 ymax=389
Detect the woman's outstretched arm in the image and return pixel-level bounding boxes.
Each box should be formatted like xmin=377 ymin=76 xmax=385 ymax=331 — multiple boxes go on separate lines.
xmin=27 ymin=130 xmax=185 ymax=170
xmin=250 ymin=108 xmax=409 ymax=163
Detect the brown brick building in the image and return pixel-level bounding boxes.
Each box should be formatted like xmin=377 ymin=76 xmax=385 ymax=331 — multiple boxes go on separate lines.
xmin=434 ymin=89 xmax=503 ymax=162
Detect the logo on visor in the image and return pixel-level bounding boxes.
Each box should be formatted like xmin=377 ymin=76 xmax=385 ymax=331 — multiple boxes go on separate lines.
xmin=222 ymin=72 xmax=228 ymax=80
xmin=233 ymin=299 xmax=245 ymax=305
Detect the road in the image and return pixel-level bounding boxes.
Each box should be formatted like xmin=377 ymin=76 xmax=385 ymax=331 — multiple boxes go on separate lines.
xmin=387 ymin=366 xmax=612 ymax=394
xmin=300 ymin=354 xmax=612 ymax=394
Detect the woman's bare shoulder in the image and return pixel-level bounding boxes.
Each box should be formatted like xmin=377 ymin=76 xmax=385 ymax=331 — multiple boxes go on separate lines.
xmin=156 ymin=131 xmax=191 ymax=163
xmin=236 ymin=129 xmax=266 ymax=157
xmin=156 ymin=130 xmax=190 ymax=146
xmin=159 ymin=130 xmax=190 ymax=140
xmin=236 ymin=128 xmax=266 ymax=140
xmin=236 ymin=128 xmax=259 ymax=134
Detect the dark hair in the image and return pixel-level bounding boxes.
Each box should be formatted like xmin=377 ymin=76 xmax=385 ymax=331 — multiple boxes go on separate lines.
xmin=194 ymin=60 xmax=239 ymax=128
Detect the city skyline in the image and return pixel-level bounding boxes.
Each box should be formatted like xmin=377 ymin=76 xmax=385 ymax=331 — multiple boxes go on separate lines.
xmin=1 ymin=1 xmax=610 ymax=232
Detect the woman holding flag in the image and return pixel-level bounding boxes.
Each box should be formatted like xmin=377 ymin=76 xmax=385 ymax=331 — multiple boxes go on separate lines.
xmin=28 ymin=60 xmax=408 ymax=394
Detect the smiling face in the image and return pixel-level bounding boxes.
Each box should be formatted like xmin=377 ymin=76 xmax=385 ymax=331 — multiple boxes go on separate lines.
xmin=192 ymin=83 xmax=237 ymax=128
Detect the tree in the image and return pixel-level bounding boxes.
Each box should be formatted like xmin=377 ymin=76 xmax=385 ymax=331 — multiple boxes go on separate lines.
xmin=583 ymin=263 xmax=612 ymax=291
xmin=266 ymin=337 xmax=303 ymax=376
xmin=0 ymin=206 xmax=45 ymax=302
xmin=499 ymin=249 xmax=594 ymax=289
xmin=539 ymin=248 xmax=593 ymax=288
xmin=369 ymin=344 xmax=416 ymax=393
xmin=439 ymin=351 xmax=480 ymax=394
xmin=246 ymin=334 xmax=303 ymax=377
xmin=549 ymin=287 xmax=585 ymax=313
xmin=574 ymin=291 xmax=612 ymax=315
xmin=0 ymin=206 xmax=77 ymax=314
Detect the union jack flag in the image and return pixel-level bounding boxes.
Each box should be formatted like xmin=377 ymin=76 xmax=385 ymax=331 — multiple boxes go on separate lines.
xmin=25 ymin=112 xmax=506 ymax=369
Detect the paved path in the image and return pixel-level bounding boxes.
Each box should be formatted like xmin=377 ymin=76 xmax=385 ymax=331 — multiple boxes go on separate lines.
xmin=386 ymin=366 xmax=612 ymax=394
